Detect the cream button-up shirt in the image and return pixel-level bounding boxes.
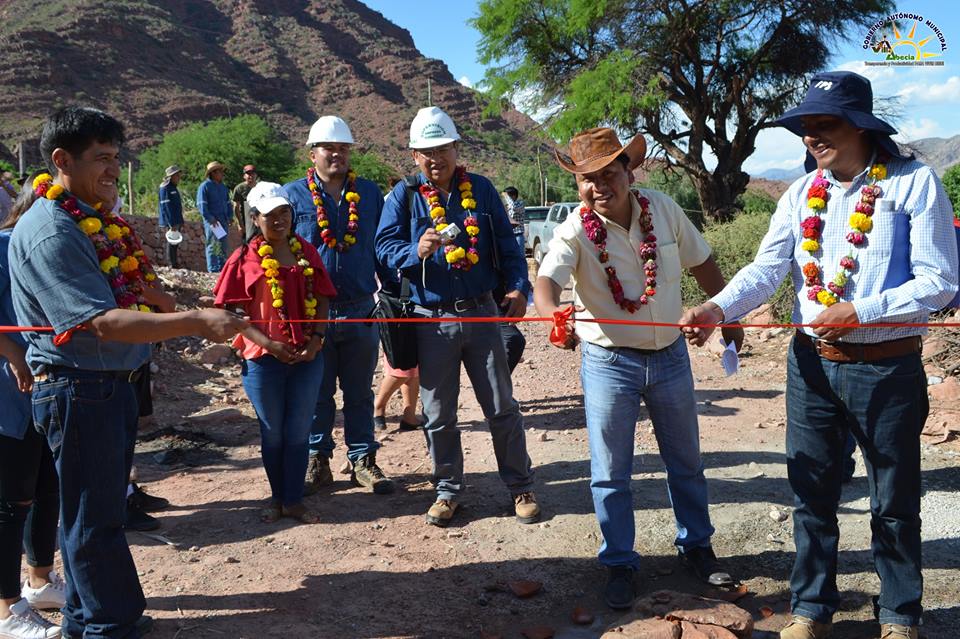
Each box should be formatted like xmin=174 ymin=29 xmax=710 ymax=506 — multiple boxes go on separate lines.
xmin=538 ymin=189 xmax=711 ymax=350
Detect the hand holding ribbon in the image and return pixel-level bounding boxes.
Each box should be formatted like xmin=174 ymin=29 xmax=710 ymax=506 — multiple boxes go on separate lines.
xmin=549 ymin=305 xmax=579 ymax=350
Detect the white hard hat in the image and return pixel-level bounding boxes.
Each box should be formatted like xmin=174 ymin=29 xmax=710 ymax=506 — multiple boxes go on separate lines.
xmin=164 ymin=229 xmax=183 ymax=245
xmin=247 ymin=182 xmax=290 ymax=215
xmin=305 ymin=115 xmax=355 ymax=146
xmin=409 ymin=106 xmax=461 ymax=149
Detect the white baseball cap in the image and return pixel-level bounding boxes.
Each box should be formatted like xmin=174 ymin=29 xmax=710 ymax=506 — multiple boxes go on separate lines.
xmin=409 ymin=106 xmax=461 ymax=149
xmin=164 ymin=229 xmax=183 ymax=245
xmin=247 ymin=182 xmax=290 ymax=215
xmin=305 ymin=115 xmax=355 ymax=146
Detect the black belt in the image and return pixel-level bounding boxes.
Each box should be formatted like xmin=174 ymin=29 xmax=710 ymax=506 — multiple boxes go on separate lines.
xmin=36 ymin=366 xmax=143 ymax=384
xmin=424 ymin=293 xmax=492 ymax=314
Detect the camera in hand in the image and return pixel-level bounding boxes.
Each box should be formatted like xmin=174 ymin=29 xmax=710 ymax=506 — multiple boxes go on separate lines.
xmin=438 ymin=223 xmax=461 ymax=242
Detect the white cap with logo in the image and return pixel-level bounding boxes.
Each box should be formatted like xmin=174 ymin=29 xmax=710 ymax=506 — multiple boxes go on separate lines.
xmin=247 ymin=181 xmax=290 ymax=215
xmin=409 ymin=106 xmax=461 ymax=149
xmin=306 ymin=115 xmax=355 ymax=147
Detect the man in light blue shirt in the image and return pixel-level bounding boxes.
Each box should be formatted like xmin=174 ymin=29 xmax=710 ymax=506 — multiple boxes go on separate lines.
xmin=196 ymin=161 xmax=231 ymax=272
xmin=682 ymin=72 xmax=957 ymax=639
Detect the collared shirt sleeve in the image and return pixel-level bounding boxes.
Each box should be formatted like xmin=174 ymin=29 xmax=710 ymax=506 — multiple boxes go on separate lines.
xmin=158 ymin=184 xmax=170 ymax=227
xmin=482 ymin=177 xmax=529 ymax=294
xmin=376 ymin=181 xmax=422 ymax=273
xmin=660 ymin=192 xmax=711 ymax=268
xmin=710 ymin=189 xmax=797 ymax=322
xmin=197 ymin=181 xmax=213 ymax=223
xmin=537 ymin=216 xmax=579 ymax=289
xmin=852 ymin=166 xmax=959 ymax=323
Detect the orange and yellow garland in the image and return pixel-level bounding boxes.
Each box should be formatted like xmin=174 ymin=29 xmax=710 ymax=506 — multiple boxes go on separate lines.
xmin=420 ymin=166 xmax=480 ymax=270
xmin=308 ymin=168 xmax=360 ymax=253
xmin=254 ymin=235 xmax=317 ymax=344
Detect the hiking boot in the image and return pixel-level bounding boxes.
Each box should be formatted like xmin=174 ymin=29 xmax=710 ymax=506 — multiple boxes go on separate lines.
xmin=124 ymin=503 xmax=160 ymax=532
xmin=604 ymin=565 xmax=638 ymax=610
xmin=0 ymin=598 xmax=60 ymax=639
xmin=678 ymin=545 xmax=734 ymax=586
xmin=514 ymin=492 xmax=540 ymax=524
xmin=352 ymin=455 xmax=394 ymax=494
xmin=780 ymin=615 xmax=833 ymax=639
xmin=880 ymin=624 xmax=918 ymax=639
xmin=22 ymin=571 xmax=66 ymax=611
xmin=425 ymin=499 xmax=458 ymax=527
xmin=128 ymin=483 xmax=169 ymax=512
xmin=303 ymin=454 xmax=333 ymax=496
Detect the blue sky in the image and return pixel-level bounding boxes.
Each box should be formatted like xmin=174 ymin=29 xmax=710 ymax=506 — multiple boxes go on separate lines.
xmin=363 ymin=1 xmax=959 ymax=174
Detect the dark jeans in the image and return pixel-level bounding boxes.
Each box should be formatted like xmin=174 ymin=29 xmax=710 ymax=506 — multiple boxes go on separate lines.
xmin=32 ymin=368 xmax=145 ymax=638
xmin=0 ymin=422 xmax=59 ymax=598
xmin=493 ymin=286 xmax=527 ymax=373
xmin=242 ymin=354 xmax=324 ymax=506
xmin=164 ymin=240 xmax=178 ymax=269
xmin=786 ymin=336 xmax=926 ymax=627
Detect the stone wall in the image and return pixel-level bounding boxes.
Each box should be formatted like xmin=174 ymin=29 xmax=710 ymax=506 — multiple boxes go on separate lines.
xmin=124 ymin=215 xmax=243 ymax=272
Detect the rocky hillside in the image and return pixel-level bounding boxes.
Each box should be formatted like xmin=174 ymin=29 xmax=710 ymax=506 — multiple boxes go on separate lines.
xmin=0 ymin=0 xmax=541 ymax=172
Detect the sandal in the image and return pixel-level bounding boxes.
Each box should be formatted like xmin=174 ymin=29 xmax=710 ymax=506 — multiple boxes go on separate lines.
xmin=282 ymin=503 xmax=320 ymax=524
xmin=260 ymin=501 xmax=282 ymax=523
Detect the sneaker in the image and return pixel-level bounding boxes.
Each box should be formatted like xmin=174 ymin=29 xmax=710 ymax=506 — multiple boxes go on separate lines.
xmin=678 ymin=545 xmax=734 ymax=586
xmin=880 ymin=624 xmax=918 ymax=639
xmin=303 ymin=454 xmax=333 ymax=496
xmin=128 ymin=484 xmax=169 ymax=512
xmin=604 ymin=565 xmax=638 ymax=610
xmin=352 ymin=455 xmax=394 ymax=494
xmin=124 ymin=504 xmax=160 ymax=532
xmin=425 ymin=499 xmax=458 ymax=527
xmin=21 ymin=572 xmax=66 ymax=611
xmin=513 ymin=492 xmax=540 ymax=524
xmin=780 ymin=615 xmax=833 ymax=639
xmin=0 ymin=598 xmax=61 ymax=639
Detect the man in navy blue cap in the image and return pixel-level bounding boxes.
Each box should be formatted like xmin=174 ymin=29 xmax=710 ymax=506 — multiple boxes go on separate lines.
xmin=681 ymin=71 xmax=957 ymax=639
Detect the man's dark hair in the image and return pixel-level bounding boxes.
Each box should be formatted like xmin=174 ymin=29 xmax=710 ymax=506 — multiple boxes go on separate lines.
xmin=39 ymin=106 xmax=125 ymax=171
xmin=503 ymin=186 xmax=519 ymax=199
xmin=615 ymin=154 xmax=630 ymax=169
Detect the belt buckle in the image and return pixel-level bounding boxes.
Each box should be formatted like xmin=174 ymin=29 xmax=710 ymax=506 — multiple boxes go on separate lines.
xmin=814 ymin=338 xmax=825 ymax=357
xmin=453 ymin=298 xmax=471 ymax=313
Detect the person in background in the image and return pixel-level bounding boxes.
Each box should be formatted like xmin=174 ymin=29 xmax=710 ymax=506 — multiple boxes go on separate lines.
xmin=158 ymin=165 xmax=183 ymax=268
xmin=233 ymin=164 xmax=259 ymax=242
xmin=0 ymin=171 xmax=64 ymax=639
xmin=213 ymin=182 xmax=336 ymax=524
xmin=0 ymin=172 xmax=16 ymax=223
xmin=197 ymin=161 xmax=232 ymax=272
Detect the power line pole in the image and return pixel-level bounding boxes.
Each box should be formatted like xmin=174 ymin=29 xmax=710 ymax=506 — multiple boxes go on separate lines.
xmin=427 ymin=78 xmax=432 ymax=106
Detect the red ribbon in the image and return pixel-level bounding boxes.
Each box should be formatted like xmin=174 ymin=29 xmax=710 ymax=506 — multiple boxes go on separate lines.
xmin=52 ymin=324 xmax=85 ymax=346
xmin=549 ymin=305 xmax=577 ymax=348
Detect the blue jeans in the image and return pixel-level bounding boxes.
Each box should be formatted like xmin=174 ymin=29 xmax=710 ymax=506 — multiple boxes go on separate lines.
xmin=242 ymin=354 xmax=324 ymax=506
xmin=580 ymin=337 xmax=714 ymax=569
xmin=202 ymin=219 xmax=228 ymax=272
xmin=416 ymin=295 xmax=534 ymax=499
xmin=308 ymin=298 xmax=380 ymax=463
xmin=31 ymin=369 xmax=145 ymax=639
xmin=786 ymin=336 xmax=926 ymax=627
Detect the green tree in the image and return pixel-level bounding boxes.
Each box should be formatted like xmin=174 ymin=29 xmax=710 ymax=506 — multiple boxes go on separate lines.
xmin=494 ymin=159 xmax=580 ymax=205
xmin=473 ymin=0 xmax=892 ymax=222
xmin=943 ymin=163 xmax=960 ymax=220
xmin=134 ymin=115 xmax=296 ymax=213
xmin=277 ymin=151 xmax=399 ymax=194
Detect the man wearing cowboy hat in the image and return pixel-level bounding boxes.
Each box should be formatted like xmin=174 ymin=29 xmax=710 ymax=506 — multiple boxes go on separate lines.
xmin=233 ymin=164 xmax=259 ymax=242
xmin=282 ymin=115 xmax=395 ymax=495
xmin=376 ymin=106 xmax=539 ymax=527
xmin=158 ymin=165 xmax=183 ymax=268
xmin=682 ymin=71 xmax=958 ymax=639
xmin=534 ymin=127 xmax=742 ymax=609
xmin=197 ymin=160 xmax=232 ymax=272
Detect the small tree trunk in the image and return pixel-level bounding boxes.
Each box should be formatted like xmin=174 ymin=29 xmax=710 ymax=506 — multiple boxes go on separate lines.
xmin=691 ymin=169 xmax=751 ymax=224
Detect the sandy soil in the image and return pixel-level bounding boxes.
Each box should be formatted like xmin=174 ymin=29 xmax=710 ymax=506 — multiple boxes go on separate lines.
xmin=36 ymin=268 xmax=960 ymax=639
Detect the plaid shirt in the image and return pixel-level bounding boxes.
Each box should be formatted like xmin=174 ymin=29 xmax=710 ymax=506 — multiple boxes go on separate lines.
xmin=712 ymin=157 xmax=958 ymax=343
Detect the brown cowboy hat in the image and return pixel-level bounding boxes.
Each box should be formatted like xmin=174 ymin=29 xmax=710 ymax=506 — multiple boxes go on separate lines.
xmin=205 ymin=161 xmax=227 ymax=177
xmin=555 ymin=127 xmax=646 ymax=174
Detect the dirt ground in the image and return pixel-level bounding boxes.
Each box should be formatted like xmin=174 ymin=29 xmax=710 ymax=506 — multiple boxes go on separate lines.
xmin=44 ymin=267 xmax=960 ymax=638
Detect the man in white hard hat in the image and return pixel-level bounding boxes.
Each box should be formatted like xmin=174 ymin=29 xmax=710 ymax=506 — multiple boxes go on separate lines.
xmin=376 ymin=106 xmax=539 ymax=527
xmin=283 ymin=115 xmax=394 ymax=496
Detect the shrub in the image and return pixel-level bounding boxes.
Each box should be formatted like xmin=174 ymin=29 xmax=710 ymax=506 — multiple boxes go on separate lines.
xmin=681 ymin=208 xmax=795 ymax=323
xmin=943 ymin=163 xmax=960 ymax=220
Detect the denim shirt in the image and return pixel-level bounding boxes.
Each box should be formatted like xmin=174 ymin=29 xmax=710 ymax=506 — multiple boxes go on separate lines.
xmin=0 ymin=230 xmax=31 ymax=439
xmin=158 ymin=182 xmax=183 ymax=227
xmin=375 ymin=172 xmax=529 ymax=306
xmin=283 ymin=175 xmax=384 ymax=302
xmin=9 ymin=198 xmax=150 ymax=373
xmin=197 ymin=178 xmax=232 ymax=226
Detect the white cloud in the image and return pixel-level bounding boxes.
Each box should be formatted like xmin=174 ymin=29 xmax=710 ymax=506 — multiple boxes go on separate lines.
xmin=741 ymin=126 xmax=806 ymax=175
xmin=834 ymin=60 xmax=897 ymax=86
xmin=458 ymin=75 xmax=473 ymax=89
xmin=896 ymin=75 xmax=960 ymax=104
xmin=894 ymin=117 xmax=940 ymax=141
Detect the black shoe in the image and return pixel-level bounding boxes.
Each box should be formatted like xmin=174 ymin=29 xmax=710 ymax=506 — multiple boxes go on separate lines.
xmin=124 ymin=505 xmax=160 ymax=531
xmin=128 ymin=483 xmax=170 ymax=512
xmin=352 ymin=454 xmax=395 ymax=494
xmin=398 ymin=418 xmax=422 ymax=431
xmin=374 ymin=415 xmax=387 ymax=430
xmin=63 ymin=617 xmax=152 ymax=639
xmin=604 ymin=565 xmax=638 ymax=610
xmin=678 ymin=545 xmax=733 ymax=586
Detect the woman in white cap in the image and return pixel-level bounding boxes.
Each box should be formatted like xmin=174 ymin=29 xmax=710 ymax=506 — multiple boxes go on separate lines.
xmin=213 ymin=182 xmax=337 ymax=524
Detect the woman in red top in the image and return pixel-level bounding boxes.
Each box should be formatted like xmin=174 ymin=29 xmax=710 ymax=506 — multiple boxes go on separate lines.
xmin=214 ymin=182 xmax=336 ymax=524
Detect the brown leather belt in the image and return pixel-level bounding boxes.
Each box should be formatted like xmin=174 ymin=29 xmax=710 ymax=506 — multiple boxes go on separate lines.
xmin=794 ymin=331 xmax=921 ymax=363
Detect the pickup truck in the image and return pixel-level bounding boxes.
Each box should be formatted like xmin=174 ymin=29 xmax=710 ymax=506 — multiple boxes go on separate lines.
xmin=527 ymin=201 xmax=580 ymax=265
xmin=522 ymin=206 xmax=549 ymax=255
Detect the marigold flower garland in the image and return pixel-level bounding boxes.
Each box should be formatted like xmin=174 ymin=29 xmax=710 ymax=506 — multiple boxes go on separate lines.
xmin=580 ymin=191 xmax=657 ymax=313
xmin=801 ymin=158 xmax=887 ymax=307
xmin=308 ymin=168 xmax=360 ymax=252
xmin=419 ymin=166 xmax=480 ymax=269
xmin=254 ymin=235 xmax=316 ymax=344
xmin=32 ymin=173 xmax=157 ymax=312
